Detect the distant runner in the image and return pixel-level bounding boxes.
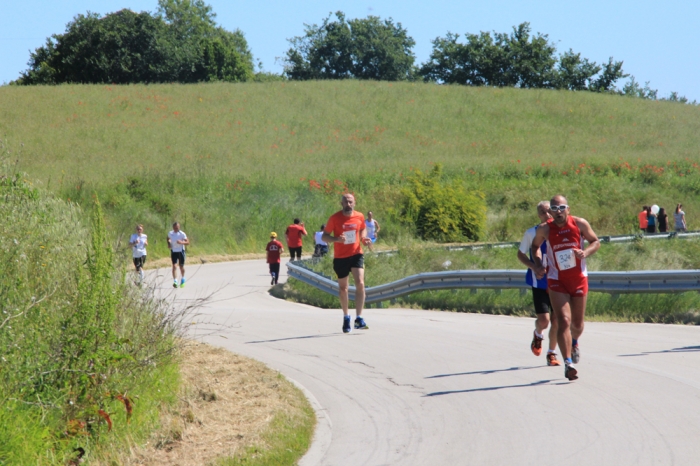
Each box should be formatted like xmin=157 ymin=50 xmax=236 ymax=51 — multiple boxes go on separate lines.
xmin=129 ymin=224 xmax=148 ymax=286
xmin=517 ymin=201 xmax=560 ymax=367
xmin=314 ymin=224 xmax=329 ymax=257
xmin=266 ymin=232 xmax=284 ymax=285
xmin=532 ymin=195 xmax=600 ymax=381
xmin=365 ymin=211 xmax=380 ymax=243
xmin=322 ymin=194 xmax=373 ymax=333
xmin=285 ymin=218 xmax=307 ymax=261
xmin=168 ymin=222 xmax=190 ymax=288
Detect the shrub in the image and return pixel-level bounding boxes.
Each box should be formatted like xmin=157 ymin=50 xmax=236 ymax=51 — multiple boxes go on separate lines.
xmin=0 ymin=155 xmax=180 ymax=463
xmin=398 ymin=164 xmax=486 ymax=242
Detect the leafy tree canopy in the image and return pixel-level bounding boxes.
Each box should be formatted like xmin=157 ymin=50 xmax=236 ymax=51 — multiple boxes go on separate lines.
xmin=17 ymin=0 xmax=253 ymax=85
xmin=285 ymin=11 xmax=416 ymax=81
xmin=420 ymin=22 xmax=627 ymax=92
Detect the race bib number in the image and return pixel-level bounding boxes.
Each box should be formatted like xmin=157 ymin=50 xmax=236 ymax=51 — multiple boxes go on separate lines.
xmin=343 ymin=230 xmax=356 ymax=244
xmin=555 ymin=249 xmax=576 ymax=271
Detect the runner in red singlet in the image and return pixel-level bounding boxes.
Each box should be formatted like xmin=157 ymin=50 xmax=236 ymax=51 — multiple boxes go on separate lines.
xmin=531 ymin=195 xmax=600 ymax=381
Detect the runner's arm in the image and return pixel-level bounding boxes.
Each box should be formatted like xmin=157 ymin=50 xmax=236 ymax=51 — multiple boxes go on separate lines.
xmin=576 ymin=218 xmax=600 ymax=259
xmin=374 ymin=220 xmax=380 ymax=235
xmin=531 ymin=225 xmax=549 ymax=273
xmin=167 ymin=236 xmax=172 ymax=249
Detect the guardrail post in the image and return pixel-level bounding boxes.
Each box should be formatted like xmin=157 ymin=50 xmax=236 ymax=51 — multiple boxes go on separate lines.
xmin=471 ymin=288 xmax=478 ymax=295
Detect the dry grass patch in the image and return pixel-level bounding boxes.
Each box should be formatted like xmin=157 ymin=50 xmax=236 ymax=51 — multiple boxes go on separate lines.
xmin=121 ymin=341 xmax=314 ymax=466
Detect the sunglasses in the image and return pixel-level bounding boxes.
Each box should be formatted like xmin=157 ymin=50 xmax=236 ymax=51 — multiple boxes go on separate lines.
xmin=549 ymin=205 xmax=568 ymax=212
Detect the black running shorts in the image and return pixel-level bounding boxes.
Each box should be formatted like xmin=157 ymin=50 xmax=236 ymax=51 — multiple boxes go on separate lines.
xmin=171 ymin=251 xmax=186 ymax=266
xmin=269 ymin=263 xmax=280 ymax=275
xmin=133 ymin=256 xmax=147 ymax=269
xmin=532 ymin=287 xmax=551 ymax=314
xmin=333 ymin=254 xmax=364 ymax=279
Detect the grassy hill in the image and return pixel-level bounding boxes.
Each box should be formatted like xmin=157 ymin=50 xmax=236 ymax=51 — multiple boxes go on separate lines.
xmin=1 ymin=81 xmax=699 ymax=255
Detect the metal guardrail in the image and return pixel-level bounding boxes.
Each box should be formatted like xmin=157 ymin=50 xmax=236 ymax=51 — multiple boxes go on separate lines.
xmin=287 ymin=231 xmax=700 ymax=303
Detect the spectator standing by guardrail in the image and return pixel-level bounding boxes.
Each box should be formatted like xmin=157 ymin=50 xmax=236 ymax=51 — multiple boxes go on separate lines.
xmin=658 ymin=207 xmax=668 ymax=233
xmin=675 ymin=204 xmax=687 ymax=232
xmin=286 ymin=218 xmax=307 ymax=261
xmin=638 ymin=206 xmax=649 ymax=232
xmin=322 ymin=193 xmax=373 ymax=333
xmin=646 ymin=206 xmax=657 ymax=234
xmin=532 ymin=195 xmax=601 ymax=381
xmin=517 ymin=201 xmax=560 ymax=367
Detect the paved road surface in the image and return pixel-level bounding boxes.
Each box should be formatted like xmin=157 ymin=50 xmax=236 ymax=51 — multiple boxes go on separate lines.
xmin=152 ymin=260 xmax=700 ymax=466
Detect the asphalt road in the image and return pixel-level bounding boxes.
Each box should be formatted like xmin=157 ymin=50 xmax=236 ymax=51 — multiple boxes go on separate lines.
xmin=153 ymin=259 xmax=700 ymax=466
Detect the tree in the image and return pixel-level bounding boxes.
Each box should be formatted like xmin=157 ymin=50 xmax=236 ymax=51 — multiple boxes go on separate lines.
xmin=17 ymin=0 xmax=253 ymax=85
xmin=20 ymin=10 xmax=168 ymax=84
xmin=420 ymin=22 xmax=627 ymax=93
xmin=284 ymin=11 xmax=416 ymax=81
xmin=420 ymin=23 xmax=556 ymax=88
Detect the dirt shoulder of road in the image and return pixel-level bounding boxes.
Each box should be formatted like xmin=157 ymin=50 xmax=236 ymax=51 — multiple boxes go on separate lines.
xmin=117 ymin=341 xmax=314 ymax=465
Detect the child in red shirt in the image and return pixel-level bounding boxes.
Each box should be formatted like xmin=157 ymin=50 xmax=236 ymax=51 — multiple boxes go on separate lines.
xmin=266 ymin=232 xmax=284 ymax=285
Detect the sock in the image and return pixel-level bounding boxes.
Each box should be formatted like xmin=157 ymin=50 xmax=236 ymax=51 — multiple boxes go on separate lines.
xmin=547 ymin=349 xmax=556 ymax=355
xmin=181 ymin=276 xmax=186 ymax=283
xmin=572 ymin=339 xmax=578 ymax=346
xmin=565 ymin=357 xmax=573 ymax=364
xmin=344 ymin=315 xmax=351 ymax=320
xmin=534 ymin=330 xmax=544 ymax=339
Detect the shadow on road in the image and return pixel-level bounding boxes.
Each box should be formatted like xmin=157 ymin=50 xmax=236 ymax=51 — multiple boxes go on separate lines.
xmin=246 ymin=333 xmax=362 ymax=344
xmin=425 ymin=365 xmax=543 ymax=379
xmin=423 ymin=379 xmax=554 ymax=396
xmin=618 ymin=345 xmax=700 ymax=357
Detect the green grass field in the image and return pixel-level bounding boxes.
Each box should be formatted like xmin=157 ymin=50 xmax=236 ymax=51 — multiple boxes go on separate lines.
xmin=1 ymin=81 xmax=699 ymax=256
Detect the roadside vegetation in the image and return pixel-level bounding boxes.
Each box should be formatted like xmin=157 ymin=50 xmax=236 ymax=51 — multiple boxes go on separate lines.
xmin=0 ymin=149 xmax=314 ymax=464
xmin=278 ymin=237 xmax=700 ymax=323
xmin=1 ymin=81 xmax=699 ymax=258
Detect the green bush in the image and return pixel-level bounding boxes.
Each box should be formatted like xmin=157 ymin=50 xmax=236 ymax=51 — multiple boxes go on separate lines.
xmin=0 ymin=156 xmax=180 ymax=464
xmin=398 ymin=164 xmax=486 ymax=242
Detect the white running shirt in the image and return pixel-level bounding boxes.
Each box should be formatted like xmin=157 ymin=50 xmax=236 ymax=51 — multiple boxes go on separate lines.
xmin=130 ymin=233 xmax=147 ymax=258
xmin=168 ymin=230 xmax=187 ymax=252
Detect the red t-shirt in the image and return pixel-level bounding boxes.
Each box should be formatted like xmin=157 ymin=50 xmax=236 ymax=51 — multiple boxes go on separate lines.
xmin=266 ymin=240 xmax=284 ymax=264
xmin=285 ymin=224 xmax=307 ymax=248
xmin=324 ymin=211 xmax=365 ymax=259
xmin=545 ymin=216 xmax=587 ymax=282
xmin=638 ymin=211 xmax=648 ymax=229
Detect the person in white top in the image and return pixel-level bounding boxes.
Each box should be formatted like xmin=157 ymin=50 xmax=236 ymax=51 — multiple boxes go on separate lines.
xmin=167 ymin=222 xmax=190 ymax=288
xmin=129 ymin=224 xmax=148 ymax=285
xmin=314 ymin=224 xmax=329 ymax=257
xmin=674 ymin=204 xmax=687 ymax=232
xmin=365 ymin=211 xmax=380 ymax=243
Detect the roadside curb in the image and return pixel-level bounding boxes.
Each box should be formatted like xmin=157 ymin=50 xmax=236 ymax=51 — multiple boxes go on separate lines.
xmin=287 ymin=376 xmax=333 ymax=466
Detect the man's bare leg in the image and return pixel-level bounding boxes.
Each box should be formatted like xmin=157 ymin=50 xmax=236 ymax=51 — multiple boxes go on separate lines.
xmin=570 ymin=296 xmax=586 ymax=341
xmin=547 ymin=310 xmax=559 ymax=352
xmin=551 ymin=291 xmax=572 ymax=360
xmin=351 ymin=267 xmax=365 ymax=317
xmin=338 ymin=276 xmax=350 ymax=316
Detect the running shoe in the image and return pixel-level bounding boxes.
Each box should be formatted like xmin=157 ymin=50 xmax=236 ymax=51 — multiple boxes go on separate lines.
xmin=180 ymin=278 xmax=186 ymax=288
xmin=342 ymin=316 xmax=352 ymax=333
xmin=354 ymin=316 xmax=369 ymax=330
xmin=173 ymin=280 xmax=178 ymax=288
xmin=530 ymin=331 xmax=543 ymax=356
xmin=271 ymin=276 xmax=275 ymax=285
xmin=572 ymin=343 xmax=580 ymax=364
xmin=546 ymin=353 xmax=561 ymax=366
xmin=564 ymin=363 xmax=578 ymax=381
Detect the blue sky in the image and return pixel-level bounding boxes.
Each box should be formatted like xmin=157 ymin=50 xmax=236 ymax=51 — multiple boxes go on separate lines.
xmin=1 ymin=0 xmax=698 ymax=101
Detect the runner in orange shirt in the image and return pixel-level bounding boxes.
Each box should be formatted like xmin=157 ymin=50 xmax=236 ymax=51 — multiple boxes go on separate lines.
xmin=322 ymin=193 xmax=373 ymax=333
xmin=266 ymin=232 xmax=284 ymax=285
xmin=285 ymin=218 xmax=307 ymax=260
